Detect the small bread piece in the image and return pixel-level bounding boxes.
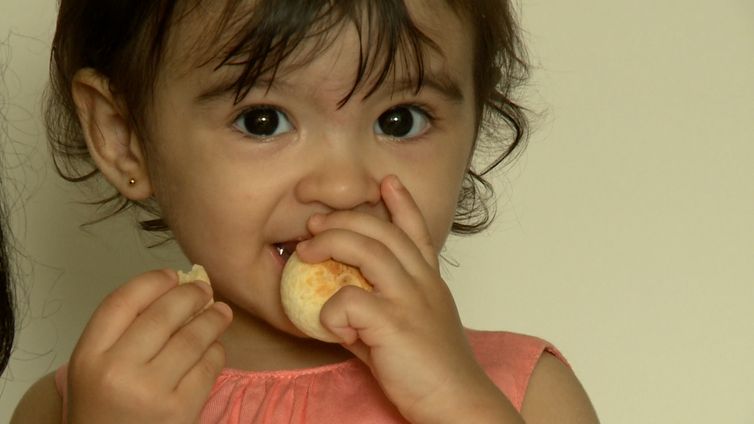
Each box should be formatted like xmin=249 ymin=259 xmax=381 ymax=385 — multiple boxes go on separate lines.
xmin=281 ymin=252 xmax=373 ymax=342
xmin=177 ymin=264 xmax=210 ymax=285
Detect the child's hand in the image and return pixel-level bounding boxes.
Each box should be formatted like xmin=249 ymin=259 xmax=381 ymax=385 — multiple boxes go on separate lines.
xmin=66 ymin=270 xmax=233 ymax=424
xmin=297 ymin=176 xmax=519 ymax=423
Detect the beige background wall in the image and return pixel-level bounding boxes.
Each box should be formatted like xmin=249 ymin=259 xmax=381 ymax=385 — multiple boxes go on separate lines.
xmin=2 ymin=1 xmax=753 ymax=422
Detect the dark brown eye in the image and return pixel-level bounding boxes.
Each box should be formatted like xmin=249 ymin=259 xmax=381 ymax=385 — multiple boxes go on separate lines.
xmin=375 ymin=106 xmax=429 ymax=139
xmin=234 ymin=107 xmax=292 ymax=138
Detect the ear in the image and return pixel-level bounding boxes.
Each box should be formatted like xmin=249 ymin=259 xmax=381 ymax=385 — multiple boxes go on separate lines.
xmin=71 ymin=68 xmax=152 ymax=200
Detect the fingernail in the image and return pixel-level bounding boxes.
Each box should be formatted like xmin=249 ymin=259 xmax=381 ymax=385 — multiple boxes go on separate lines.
xmin=194 ymin=280 xmax=213 ymax=296
xmin=161 ymin=268 xmax=178 ymax=283
xmin=296 ymin=239 xmax=309 ymax=251
xmin=388 ymin=175 xmax=403 ymax=191
xmin=212 ymin=302 xmax=233 ymax=318
xmin=309 ymin=213 xmax=325 ymax=227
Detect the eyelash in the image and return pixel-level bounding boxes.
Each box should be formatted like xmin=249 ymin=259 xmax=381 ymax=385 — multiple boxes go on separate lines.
xmin=230 ymin=104 xmax=293 ymax=140
xmin=230 ymin=102 xmax=439 ymax=141
xmin=403 ymin=102 xmax=436 ymax=121
xmin=390 ymin=102 xmax=438 ymax=139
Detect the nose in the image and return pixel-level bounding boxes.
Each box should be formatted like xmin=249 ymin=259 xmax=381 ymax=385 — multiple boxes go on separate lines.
xmin=294 ymin=148 xmax=382 ymax=211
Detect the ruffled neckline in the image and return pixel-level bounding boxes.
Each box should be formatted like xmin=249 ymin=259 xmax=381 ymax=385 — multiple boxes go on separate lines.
xmin=218 ymin=356 xmax=363 ymax=379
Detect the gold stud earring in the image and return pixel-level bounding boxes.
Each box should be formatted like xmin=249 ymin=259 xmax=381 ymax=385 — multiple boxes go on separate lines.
xmin=128 ymin=178 xmax=136 ymax=186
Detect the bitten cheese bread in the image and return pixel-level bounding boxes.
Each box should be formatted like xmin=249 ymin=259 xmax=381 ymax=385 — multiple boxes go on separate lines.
xmin=280 ymin=252 xmax=373 ymax=342
xmin=177 ymin=264 xmax=210 ymax=285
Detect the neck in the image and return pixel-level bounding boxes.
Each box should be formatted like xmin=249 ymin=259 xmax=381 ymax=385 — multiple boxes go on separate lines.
xmin=219 ymin=305 xmax=354 ymax=372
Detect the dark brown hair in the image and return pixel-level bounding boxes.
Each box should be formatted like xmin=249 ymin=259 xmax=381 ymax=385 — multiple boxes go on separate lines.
xmin=0 ymin=173 xmax=13 ymax=375
xmin=1 ymin=41 xmax=15 ymax=373
xmin=47 ymin=0 xmax=530 ymax=235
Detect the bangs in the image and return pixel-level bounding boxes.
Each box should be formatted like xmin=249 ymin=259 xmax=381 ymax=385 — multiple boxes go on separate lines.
xmin=196 ymin=0 xmax=452 ymax=107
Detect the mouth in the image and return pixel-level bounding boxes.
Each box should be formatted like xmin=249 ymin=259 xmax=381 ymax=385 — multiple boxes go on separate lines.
xmin=272 ymin=239 xmax=306 ymax=263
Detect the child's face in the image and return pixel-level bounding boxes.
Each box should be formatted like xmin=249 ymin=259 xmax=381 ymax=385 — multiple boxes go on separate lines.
xmin=142 ymin=1 xmax=477 ymax=334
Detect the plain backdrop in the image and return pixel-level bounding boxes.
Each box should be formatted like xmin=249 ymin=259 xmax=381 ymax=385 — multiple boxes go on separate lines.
xmin=1 ymin=1 xmax=753 ymax=423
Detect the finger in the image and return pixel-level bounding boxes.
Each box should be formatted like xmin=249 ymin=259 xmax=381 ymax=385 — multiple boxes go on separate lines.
xmin=112 ymin=280 xmax=215 ymax=362
xmin=319 ymin=285 xmax=393 ymax=348
xmin=296 ymin=228 xmax=412 ymax=297
xmin=151 ymin=302 xmax=233 ymax=386
xmin=75 ymin=269 xmax=178 ymax=355
xmin=175 ymin=341 xmax=226 ymax=412
xmin=306 ymin=210 xmax=429 ymax=278
xmin=340 ymin=339 xmax=371 ymax=365
xmin=381 ymin=175 xmax=438 ymax=268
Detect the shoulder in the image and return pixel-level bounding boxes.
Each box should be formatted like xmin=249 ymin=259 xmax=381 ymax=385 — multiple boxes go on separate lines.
xmin=465 ymin=329 xmax=571 ymax=410
xmin=466 ymin=329 xmax=568 ymax=376
xmin=466 ymin=330 xmax=599 ymax=421
xmin=466 ymin=329 xmax=564 ymax=359
xmin=520 ymin=352 xmax=600 ymax=423
xmin=10 ymin=371 xmax=63 ymax=424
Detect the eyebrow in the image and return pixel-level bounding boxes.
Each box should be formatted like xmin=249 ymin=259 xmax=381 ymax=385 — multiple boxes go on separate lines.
xmin=194 ymin=70 xmax=465 ymax=105
xmin=194 ymin=77 xmax=289 ymax=105
xmin=389 ymin=72 xmax=465 ymax=104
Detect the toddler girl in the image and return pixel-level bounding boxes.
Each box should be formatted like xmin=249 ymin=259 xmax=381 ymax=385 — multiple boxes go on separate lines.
xmin=13 ymin=0 xmax=598 ymax=422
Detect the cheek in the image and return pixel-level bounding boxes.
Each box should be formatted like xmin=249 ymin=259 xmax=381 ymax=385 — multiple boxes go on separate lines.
xmin=416 ymin=135 xmax=475 ymax=248
xmin=409 ymin=161 xmax=469 ymax=251
xmin=146 ymin=154 xmax=232 ymax=259
xmin=144 ymin=125 xmax=228 ymax=226
xmin=147 ymin=157 xmax=197 ymax=228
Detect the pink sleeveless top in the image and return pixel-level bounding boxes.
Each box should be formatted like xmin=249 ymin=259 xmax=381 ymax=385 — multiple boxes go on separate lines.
xmin=55 ymin=330 xmax=566 ymax=423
